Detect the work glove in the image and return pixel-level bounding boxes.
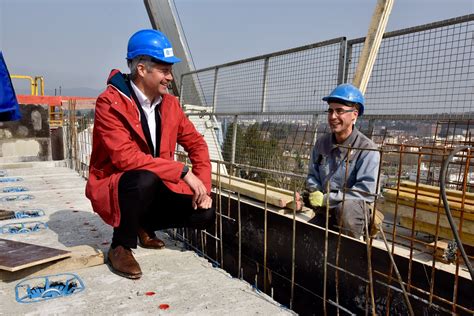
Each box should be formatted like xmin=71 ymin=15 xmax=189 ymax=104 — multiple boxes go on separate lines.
xmin=308 ymin=191 xmax=324 ymax=208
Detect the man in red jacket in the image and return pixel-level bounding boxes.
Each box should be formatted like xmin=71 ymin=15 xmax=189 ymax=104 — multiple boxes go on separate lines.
xmin=86 ymin=29 xmax=214 ymax=279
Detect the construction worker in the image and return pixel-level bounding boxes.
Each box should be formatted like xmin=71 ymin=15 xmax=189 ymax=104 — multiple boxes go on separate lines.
xmin=86 ymin=29 xmax=214 ymax=279
xmin=305 ymin=84 xmax=380 ymax=239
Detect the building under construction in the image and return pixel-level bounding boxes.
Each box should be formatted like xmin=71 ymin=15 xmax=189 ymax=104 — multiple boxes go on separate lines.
xmin=0 ymin=1 xmax=473 ymax=315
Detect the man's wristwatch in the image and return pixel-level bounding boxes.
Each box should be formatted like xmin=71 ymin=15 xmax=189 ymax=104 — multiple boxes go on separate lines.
xmin=181 ymin=165 xmax=190 ymax=178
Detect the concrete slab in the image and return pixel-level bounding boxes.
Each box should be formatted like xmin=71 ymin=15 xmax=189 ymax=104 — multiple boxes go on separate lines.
xmin=0 ymin=161 xmax=293 ymax=314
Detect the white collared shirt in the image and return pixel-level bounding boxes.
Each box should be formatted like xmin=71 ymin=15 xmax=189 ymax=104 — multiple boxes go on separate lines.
xmin=130 ymin=81 xmax=162 ymax=156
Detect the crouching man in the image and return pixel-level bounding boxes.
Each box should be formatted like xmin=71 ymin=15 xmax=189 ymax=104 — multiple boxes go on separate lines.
xmin=86 ymin=29 xmax=214 ymax=279
xmin=305 ymin=84 xmax=379 ymax=238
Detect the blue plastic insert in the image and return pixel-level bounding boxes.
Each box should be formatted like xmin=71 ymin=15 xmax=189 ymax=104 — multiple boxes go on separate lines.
xmin=2 ymin=186 xmax=28 ymax=193
xmin=14 ymin=209 xmax=45 ymax=219
xmin=15 ymin=273 xmax=85 ymax=303
xmin=0 ymin=177 xmax=23 ymax=183
xmin=0 ymin=221 xmax=48 ymax=234
xmin=0 ymin=194 xmax=34 ymax=202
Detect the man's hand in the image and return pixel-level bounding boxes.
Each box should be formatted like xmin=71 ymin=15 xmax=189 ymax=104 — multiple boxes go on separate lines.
xmin=183 ymin=171 xmax=208 ymax=209
xmin=198 ymin=195 xmax=213 ymax=209
xmin=309 ymin=191 xmax=324 ymax=208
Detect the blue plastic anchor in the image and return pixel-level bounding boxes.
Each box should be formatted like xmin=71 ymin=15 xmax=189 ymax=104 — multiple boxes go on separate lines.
xmin=0 ymin=177 xmax=22 ymax=183
xmin=15 ymin=273 xmax=85 ymax=303
xmin=2 ymin=186 xmax=28 ymax=193
xmin=14 ymin=209 xmax=45 ymax=219
xmin=0 ymin=194 xmax=34 ymax=202
xmin=0 ymin=221 xmax=48 ymax=234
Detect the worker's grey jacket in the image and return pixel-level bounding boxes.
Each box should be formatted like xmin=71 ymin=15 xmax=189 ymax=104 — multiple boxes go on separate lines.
xmin=306 ymin=128 xmax=380 ymax=207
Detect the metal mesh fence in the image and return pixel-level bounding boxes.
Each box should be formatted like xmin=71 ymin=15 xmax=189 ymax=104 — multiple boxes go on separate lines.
xmin=181 ymin=38 xmax=345 ymax=114
xmin=346 ymin=15 xmax=473 ymax=117
xmin=178 ymin=15 xmax=474 ymax=187
xmin=180 ymin=69 xmax=215 ymax=107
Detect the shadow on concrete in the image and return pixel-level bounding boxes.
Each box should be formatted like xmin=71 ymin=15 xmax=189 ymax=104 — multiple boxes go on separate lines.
xmin=47 ymin=209 xmax=184 ymax=253
xmin=47 ymin=209 xmax=112 ymax=253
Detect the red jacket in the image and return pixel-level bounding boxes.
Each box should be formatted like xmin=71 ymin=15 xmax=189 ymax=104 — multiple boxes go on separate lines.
xmin=85 ymin=70 xmax=211 ymax=227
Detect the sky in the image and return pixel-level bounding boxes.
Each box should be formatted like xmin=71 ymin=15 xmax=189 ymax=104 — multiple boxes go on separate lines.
xmin=0 ymin=0 xmax=472 ymax=96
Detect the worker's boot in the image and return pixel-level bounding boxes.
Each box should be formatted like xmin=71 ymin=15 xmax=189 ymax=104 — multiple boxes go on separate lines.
xmin=137 ymin=228 xmax=165 ymax=249
xmin=107 ymin=245 xmax=142 ymax=279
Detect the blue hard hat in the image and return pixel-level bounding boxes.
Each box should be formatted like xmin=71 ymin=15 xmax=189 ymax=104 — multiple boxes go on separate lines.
xmin=127 ymin=29 xmax=181 ymax=64
xmin=322 ymin=83 xmax=365 ymax=116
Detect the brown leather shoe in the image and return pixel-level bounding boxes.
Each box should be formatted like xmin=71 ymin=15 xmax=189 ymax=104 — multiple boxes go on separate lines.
xmin=137 ymin=228 xmax=165 ymax=249
xmin=107 ymin=246 xmax=142 ymax=279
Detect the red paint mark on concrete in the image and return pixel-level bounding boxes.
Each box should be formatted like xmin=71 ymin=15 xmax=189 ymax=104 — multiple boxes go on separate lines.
xmin=159 ymin=304 xmax=169 ymax=310
xmin=145 ymin=291 xmax=156 ymax=296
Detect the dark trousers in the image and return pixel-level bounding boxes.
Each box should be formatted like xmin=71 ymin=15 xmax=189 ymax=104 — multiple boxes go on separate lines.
xmin=308 ymin=200 xmax=370 ymax=239
xmin=112 ymin=170 xmax=215 ymax=249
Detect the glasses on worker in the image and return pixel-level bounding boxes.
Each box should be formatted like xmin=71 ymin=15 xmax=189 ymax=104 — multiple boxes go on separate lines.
xmin=325 ymin=108 xmax=356 ymax=116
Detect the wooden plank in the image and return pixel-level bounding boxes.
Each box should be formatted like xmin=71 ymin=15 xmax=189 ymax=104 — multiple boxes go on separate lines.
xmin=384 ymin=188 xmax=474 ymax=215
xmin=400 ymin=180 xmax=474 ymax=201
xmin=397 ymin=186 xmax=474 ymax=206
xmin=381 ymin=197 xmax=474 ymax=221
xmin=400 ymin=217 xmax=474 ymax=247
xmin=353 ymin=0 xmax=395 ymax=94
xmin=379 ymin=200 xmax=474 ymax=235
xmin=0 ymin=238 xmax=70 ymax=272
xmin=212 ymin=173 xmax=294 ymax=208
xmin=0 ymin=245 xmax=104 ymax=282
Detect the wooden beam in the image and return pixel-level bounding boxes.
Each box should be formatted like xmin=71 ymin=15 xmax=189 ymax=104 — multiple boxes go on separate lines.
xmin=353 ymin=0 xmax=395 ymax=94
xmin=400 ymin=180 xmax=474 ymax=200
xmin=384 ymin=188 xmax=474 ymax=215
xmin=397 ymin=186 xmax=474 ymax=206
xmin=379 ymin=201 xmax=474 ymax=235
xmin=212 ymin=173 xmax=295 ymax=209
xmin=400 ymin=217 xmax=474 ymax=247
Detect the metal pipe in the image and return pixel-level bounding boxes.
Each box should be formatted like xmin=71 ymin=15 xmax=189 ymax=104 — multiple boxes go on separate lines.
xmin=10 ymin=75 xmax=35 ymax=95
xmin=34 ymin=76 xmax=44 ymax=96
xmin=440 ymin=146 xmax=474 ymax=280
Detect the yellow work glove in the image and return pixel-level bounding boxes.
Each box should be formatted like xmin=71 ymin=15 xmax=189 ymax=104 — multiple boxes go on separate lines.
xmin=309 ymin=191 xmax=324 ymax=208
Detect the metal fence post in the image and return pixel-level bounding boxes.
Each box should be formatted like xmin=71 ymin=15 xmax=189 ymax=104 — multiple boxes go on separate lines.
xmin=260 ymin=57 xmax=270 ymax=113
xmin=212 ymin=67 xmax=219 ymax=112
xmin=337 ymin=38 xmax=347 ymax=85
xmin=231 ymin=115 xmax=238 ymax=165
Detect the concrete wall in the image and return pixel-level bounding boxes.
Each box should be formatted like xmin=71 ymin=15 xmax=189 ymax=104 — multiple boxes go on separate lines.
xmin=0 ymin=104 xmax=51 ymax=162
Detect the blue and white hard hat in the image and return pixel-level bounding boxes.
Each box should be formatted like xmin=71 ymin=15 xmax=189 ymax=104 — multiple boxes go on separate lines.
xmin=322 ymin=83 xmax=365 ymax=116
xmin=127 ymin=29 xmax=181 ymax=64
